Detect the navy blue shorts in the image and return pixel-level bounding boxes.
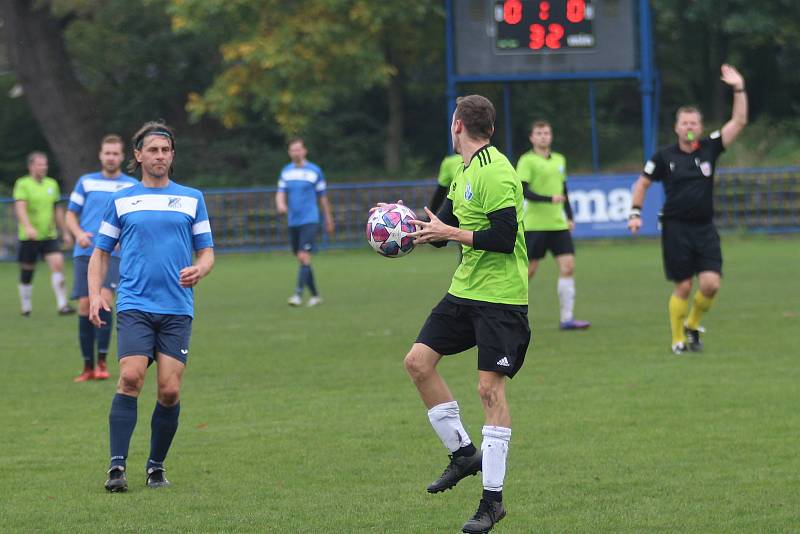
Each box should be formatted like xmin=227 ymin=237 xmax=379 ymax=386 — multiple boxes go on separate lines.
xmin=289 ymin=223 xmax=319 ymax=254
xmin=117 ymin=310 xmax=192 ymax=364
xmin=71 ymin=255 xmax=120 ymax=298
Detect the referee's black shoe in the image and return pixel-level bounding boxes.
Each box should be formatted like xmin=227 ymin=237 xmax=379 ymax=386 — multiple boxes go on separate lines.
xmin=427 ymin=449 xmax=482 ymax=493
xmin=684 ymin=325 xmax=704 ymax=352
xmin=104 ymin=466 xmax=128 ymax=493
xmin=146 ymin=466 xmax=171 ymax=489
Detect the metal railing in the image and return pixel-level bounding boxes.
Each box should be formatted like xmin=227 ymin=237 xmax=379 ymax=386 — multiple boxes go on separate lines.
xmin=1 ymin=168 xmax=798 ymax=260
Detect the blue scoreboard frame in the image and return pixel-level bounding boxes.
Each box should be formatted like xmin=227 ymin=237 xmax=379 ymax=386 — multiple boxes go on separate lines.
xmin=445 ymin=0 xmax=659 ymax=167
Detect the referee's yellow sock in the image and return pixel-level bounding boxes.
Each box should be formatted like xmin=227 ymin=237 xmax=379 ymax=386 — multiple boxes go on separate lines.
xmin=686 ymin=291 xmax=714 ymax=331
xmin=668 ymin=294 xmax=689 ymax=346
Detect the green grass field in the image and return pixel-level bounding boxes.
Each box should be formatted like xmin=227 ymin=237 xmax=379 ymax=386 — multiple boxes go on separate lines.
xmin=1 ymin=236 xmax=799 ymax=533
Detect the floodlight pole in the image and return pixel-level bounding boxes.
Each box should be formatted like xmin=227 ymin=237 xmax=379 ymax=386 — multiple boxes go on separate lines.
xmin=445 ymin=0 xmax=457 ymax=155
xmin=639 ymin=0 xmax=657 ymax=158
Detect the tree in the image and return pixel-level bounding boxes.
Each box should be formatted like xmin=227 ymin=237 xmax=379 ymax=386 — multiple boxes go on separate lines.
xmin=0 ymin=0 xmax=102 ymax=186
xmin=166 ymin=0 xmax=442 ymax=172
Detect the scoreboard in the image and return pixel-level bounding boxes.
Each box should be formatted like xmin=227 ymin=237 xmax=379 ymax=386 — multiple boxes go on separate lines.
xmin=495 ymin=0 xmax=596 ymax=53
xmin=453 ymin=0 xmax=638 ymax=77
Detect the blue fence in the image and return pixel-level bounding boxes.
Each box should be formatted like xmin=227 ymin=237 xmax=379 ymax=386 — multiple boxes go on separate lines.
xmin=2 ymin=167 xmax=799 ymax=260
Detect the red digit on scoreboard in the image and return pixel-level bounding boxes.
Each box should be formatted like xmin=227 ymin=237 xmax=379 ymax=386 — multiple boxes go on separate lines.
xmin=529 ymin=23 xmax=545 ymax=49
xmin=504 ymin=0 xmax=523 ymax=25
xmin=546 ymin=23 xmax=564 ymax=48
xmin=566 ymin=0 xmax=586 ymax=23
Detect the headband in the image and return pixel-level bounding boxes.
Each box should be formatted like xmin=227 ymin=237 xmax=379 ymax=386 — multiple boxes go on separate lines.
xmin=136 ymin=129 xmax=174 ymax=150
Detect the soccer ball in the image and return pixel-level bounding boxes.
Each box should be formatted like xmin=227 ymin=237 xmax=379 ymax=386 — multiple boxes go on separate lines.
xmin=366 ymin=204 xmax=419 ymax=257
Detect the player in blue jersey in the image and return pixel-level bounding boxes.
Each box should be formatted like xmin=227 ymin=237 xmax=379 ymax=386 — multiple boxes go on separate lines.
xmin=88 ymin=122 xmax=214 ymax=492
xmin=275 ymin=137 xmax=335 ymax=307
xmin=66 ymin=135 xmax=138 ymax=383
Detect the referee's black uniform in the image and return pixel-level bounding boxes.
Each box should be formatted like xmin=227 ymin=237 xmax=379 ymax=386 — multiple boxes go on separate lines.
xmin=642 ymin=130 xmax=725 ymax=282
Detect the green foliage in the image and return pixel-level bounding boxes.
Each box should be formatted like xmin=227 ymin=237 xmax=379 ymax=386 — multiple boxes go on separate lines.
xmin=166 ymin=0 xmax=441 ymax=137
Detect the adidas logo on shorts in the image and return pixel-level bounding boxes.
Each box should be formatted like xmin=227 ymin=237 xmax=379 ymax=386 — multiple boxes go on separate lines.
xmin=496 ymin=357 xmax=511 ymax=367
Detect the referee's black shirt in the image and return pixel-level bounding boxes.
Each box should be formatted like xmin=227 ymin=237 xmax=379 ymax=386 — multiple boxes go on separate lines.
xmin=643 ymin=130 xmax=725 ymax=223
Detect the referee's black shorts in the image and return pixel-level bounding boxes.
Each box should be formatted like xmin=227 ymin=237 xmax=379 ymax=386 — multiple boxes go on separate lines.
xmin=416 ymin=295 xmax=530 ymax=378
xmin=524 ymin=230 xmax=575 ymax=260
xmin=661 ymin=219 xmax=722 ymax=282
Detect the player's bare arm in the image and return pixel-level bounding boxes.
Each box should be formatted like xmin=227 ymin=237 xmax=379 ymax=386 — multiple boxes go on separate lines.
xmin=719 ymin=64 xmax=748 ymax=148
xmin=14 ymin=200 xmax=38 ymax=239
xmin=55 ymin=204 xmax=73 ymax=248
xmin=88 ymin=247 xmax=111 ymax=327
xmin=275 ymin=191 xmax=288 ymax=215
xmin=179 ymin=247 xmax=215 ymax=288
xmin=65 ymin=210 xmax=93 ymax=248
xmin=628 ymin=175 xmax=652 ymax=234
xmin=320 ymin=196 xmax=335 ymax=234
xmin=409 ymin=207 xmax=473 ymax=246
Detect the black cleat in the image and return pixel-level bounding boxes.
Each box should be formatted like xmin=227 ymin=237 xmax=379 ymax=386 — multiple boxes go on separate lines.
xmin=684 ymin=325 xmax=704 ymax=352
xmin=21 ymin=310 xmax=31 ymax=317
xmin=462 ymin=498 xmax=506 ymax=533
xmin=426 ymin=450 xmax=482 ymax=493
xmin=104 ymin=466 xmax=128 ymax=493
xmin=146 ymin=466 xmax=170 ymax=488
xmin=58 ymin=305 xmax=76 ymax=316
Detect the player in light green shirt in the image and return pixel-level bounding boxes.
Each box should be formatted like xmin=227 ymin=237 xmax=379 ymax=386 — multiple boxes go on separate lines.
xmin=397 ymin=95 xmax=529 ymax=533
xmin=12 ymin=152 xmax=74 ymax=316
xmin=429 ymin=153 xmax=462 ymax=213
xmin=516 ymin=120 xmax=589 ymax=330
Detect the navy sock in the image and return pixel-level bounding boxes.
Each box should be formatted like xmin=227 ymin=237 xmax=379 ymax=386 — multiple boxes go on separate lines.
xmin=483 ymin=489 xmax=502 ymax=503
xmin=109 ymin=393 xmax=138 ymax=468
xmin=295 ymin=266 xmax=305 ymax=296
xmin=453 ymin=443 xmax=477 ymax=458
xmin=78 ymin=315 xmax=95 ymax=367
xmin=96 ymin=309 xmax=113 ymax=355
xmin=304 ymin=265 xmax=318 ymax=296
xmin=148 ymin=402 xmax=180 ymax=469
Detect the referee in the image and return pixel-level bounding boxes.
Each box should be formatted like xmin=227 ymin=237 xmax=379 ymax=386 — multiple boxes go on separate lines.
xmin=628 ymin=64 xmax=747 ymax=354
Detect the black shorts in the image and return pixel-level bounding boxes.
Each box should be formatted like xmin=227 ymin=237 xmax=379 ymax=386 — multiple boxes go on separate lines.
xmin=289 ymin=223 xmax=319 ymax=254
xmin=71 ymin=255 xmax=120 ymax=298
xmin=524 ymin=230 xmax=575 ymax=260
xmin=117 ymin=310 xmax=193 ymax=364
xmin=661 ymin=220 xmax=722 ymax=281
xmin=416 ymin=295 xmax=531 ymax=378
xmin=18 ymin=239 xmax=60 ymax=264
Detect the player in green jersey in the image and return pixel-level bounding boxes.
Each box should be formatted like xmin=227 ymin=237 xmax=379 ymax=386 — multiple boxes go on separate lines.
xmin=429 ymin=153 xmax=462 ymax=213
xmin=517 ymin=120 xmax=590 ymax=330
xmin=12 ymin=152 xmax=74 ymax=316
xmin=399 ymin=95 xmax=530 ymax=533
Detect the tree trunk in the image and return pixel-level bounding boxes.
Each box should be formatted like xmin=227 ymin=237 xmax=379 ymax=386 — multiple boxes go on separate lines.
xmin=384 ymin=45 xmax=403 ymax=173
xmin=1 ymin=0 xmax=102 ymax=188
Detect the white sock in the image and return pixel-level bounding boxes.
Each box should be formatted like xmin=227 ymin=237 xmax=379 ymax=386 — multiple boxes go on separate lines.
xmin=481 ymin=425 xmax=511 ymax=492
xmin=557 ymin=277 xmax=575 ymax=323
xmin=51 ymin=272 xmax=68 ymax=309
xmin=18 ymin=283 xmax=33 ymax=313
xmin=427 ymin=401 xmax=472 ymax=453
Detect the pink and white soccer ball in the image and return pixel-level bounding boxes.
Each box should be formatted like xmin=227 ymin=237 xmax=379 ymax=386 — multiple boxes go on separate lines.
xmin=366 ymin=204 xmax=419 ymax=257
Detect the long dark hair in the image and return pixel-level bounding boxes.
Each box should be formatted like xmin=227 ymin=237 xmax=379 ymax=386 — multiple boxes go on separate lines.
xmin=127 ymin=121 xmax=176 ymax=176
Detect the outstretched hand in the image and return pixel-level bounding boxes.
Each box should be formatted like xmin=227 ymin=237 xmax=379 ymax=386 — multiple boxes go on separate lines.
xmin=720 ymin=64 xmax=744 ymax=90
xmin=408 ymin=207 xmax=453 ymax=244
xmin=89 ymin=294 xmax=111 ymax=327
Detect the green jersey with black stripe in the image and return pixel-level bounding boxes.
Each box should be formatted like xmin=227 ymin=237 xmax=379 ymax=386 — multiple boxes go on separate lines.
xmin=13 ymin=175 xmax=61 ymax=240
xmin=516 ymin=150 xmax=569 ymax=231
xmin=447 ymin=145 xmax=528 ymax=305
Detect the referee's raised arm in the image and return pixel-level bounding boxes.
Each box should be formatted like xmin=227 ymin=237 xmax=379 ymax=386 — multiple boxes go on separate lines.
xmin=719 ymin=64 xmax=748 ymax=148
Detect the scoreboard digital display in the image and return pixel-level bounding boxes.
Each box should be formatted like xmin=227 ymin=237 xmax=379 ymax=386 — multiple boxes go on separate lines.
xmin=452 ymin=0 xmax=637 ymax=77
xmin=494 ymin=0 xmax=595 ymax=53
